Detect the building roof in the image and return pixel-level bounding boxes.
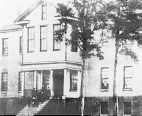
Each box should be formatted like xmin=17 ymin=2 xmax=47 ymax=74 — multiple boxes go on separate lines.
xmin=14 ymin=0 xmax=57 ymax=22
xmin=0 ymin=0 xmax=57 ymax=33
xmin=0 ymin=24 xmax=22 ymax=32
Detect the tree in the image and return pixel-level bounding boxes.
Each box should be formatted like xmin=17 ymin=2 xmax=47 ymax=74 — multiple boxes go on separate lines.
xmin=102 ymin=0 xmax=142 ymax=115
xmin=55 ymin=0 xmax=106 ymax=115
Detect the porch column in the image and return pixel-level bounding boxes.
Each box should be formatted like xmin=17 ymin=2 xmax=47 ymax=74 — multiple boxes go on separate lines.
xmin=50 ymin=70 xmax=54 ymax=97
xmin=63 ymin=69 xmax=68 ymax=97
xmin=40 ymin=70 xmax=43 ymax=89
xmin=34 ymin=71 xmax=37 ymax=89
xmin=21 ymin=72 xmax=25 ymax=96
xmin=78 ymin=70 xmax=81 ymax=97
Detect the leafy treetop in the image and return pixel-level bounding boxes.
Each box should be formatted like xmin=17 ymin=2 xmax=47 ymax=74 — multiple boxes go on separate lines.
xmin=55 ymin=0 xmax=106 ymax=60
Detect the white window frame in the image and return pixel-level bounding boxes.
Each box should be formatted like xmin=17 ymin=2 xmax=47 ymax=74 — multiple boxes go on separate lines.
xmin=53 ymin=24 xmax=61 ymax=51
xmin=41 ymin=3 xmax=47 ymax=20
xmin=70 ymin=70 xmax=78 ymax=92
xmin=40 ymin=25 xmax=47 ymax=51
xmin=28 ymin=27 xmax=35 ymax=52
xmin=2 ymin=38 xmax=8 ymax=55
xmin=1 ymin=72 xmax=8 ymax=92
xmin=123 ymin=66 xmax=133 ymax=91
xmin=101 ymin=67 xmax=109 ymax=91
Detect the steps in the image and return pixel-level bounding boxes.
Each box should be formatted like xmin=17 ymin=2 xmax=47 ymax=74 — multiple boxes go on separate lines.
xmin=17 ymin=100 xmax=49 ymax=116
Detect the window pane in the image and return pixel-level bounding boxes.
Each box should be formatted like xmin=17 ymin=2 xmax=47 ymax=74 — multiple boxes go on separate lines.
xmin=53 ymin=24 xmax=61 ymax=51
xmin=42 ymin=4 xmax=47 ymax=20
xmin=40 ymin=26 xmax=47 ymax=51
xmin=28 ymin=27 xmax=34 ymax=52
xmin=70 ymin=70 xmax=78 ymax=92
xmin=1 ymin=72 xmax=8 ymax=91
xmin=101 ymin=102 xmax=108 ymax=114
xmin=124 ymin=66 xmax=132 ymax=90
xmin=29 ymin=40 xmax=34 ymax=52
xmin=2 ymin=38 xmax=8 ymax=55
xmin=124 ymin=67 xmax=132 ymax=77
xmin=101 ymin=68 xmax=109 ymax=89
xmin=124 ymin=102 xmax=131 ymax=115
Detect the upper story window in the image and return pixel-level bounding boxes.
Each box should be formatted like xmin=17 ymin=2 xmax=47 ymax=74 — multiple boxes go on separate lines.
xmin=18 ymin=72 xmax=23 ymax=92
xmin=28 ymin=27 xmax=35 ymax=52
xmin=2 ymin=38 xmax=8 ymax=55
xmin=101 ymin=102 xmax=108 ymax=115
xmin=124 ymin=102 xmax=131 ymax=115
xmin=1 ymin=72 xmax=8 ymax=92
xmin=70 ymin=70 xmax=78 ymax=92
xmin=53 ymin=24 xmax=61 ymax=51
xmin=124 ymin=66 xmax=132 ymax=90
xmin=101 ymin=38 xmax=109 ymax=46
xmin=71 ymin=39 xmax=78 ymax=52
xmin=40 ymin=26 xmax=47 ymax=51
xmin=101 ymin=67 xmax=109 ymax=90
xmin=41 ymin=3 xmax=47 ymax=20
xmin=19 ymin=36 xmax=23 ymax=54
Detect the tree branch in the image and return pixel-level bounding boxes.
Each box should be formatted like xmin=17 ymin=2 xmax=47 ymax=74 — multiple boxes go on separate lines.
xmin=77 ymin=40 xmax=83 ymax=52
xmin=97 ymin=29 xmax=105 ymax=46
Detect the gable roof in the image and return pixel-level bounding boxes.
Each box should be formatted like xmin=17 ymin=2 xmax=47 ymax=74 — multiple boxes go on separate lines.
xmin=0 ymin=24 xmax=22 ymax=33
xmin=14 ymin=0 xmax=57 ymax=22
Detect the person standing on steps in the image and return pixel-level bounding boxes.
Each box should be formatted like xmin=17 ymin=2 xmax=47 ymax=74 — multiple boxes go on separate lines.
xmin=46 ymin=86 xmax=51 ymax=100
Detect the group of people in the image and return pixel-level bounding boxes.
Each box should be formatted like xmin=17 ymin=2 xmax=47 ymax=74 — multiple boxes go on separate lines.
xmin=27 ymin=85 xmax=51 ymax=107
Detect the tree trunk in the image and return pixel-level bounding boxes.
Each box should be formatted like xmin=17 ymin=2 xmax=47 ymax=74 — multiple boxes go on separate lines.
xmin=113 ymin=38 xmax=119 ymax=115
xmin=81 ymin=58 xmax=85 ymax=116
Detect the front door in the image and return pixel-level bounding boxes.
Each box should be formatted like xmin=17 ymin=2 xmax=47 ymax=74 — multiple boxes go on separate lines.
xmin=53 ymin=70 xmax=64 ymax=98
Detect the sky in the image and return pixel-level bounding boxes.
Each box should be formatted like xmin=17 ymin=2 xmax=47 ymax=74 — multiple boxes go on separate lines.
xmin=0 ymin=0 xmax=67 ymax=28
xmin=0 ymin=0 xmax=112 ymax=28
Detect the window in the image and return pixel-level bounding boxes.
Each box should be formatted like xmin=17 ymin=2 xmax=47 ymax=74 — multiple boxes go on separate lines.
xmin=70 ymin=70 xmax=78 ymax=92
xmin=28 ymin=27 xmax=35 ymax=52
xmin=101 ymin=67 xmax=109 ymax=90
xmin=71 ymin=39 xmax=78 ymax=52
xmin=40 ymin=26 xmax=47 ymax=51
xmin=124 ymin=102 xmax=131 ymax=115
xmin=124 ymin=66 xmax=132 ymax=90
xmin=101 ymin=38 xmax=109 ymax=46
xmin=2 ymin=38 xmax=8 ymax=55
xmin=1 ymin=72 xmax=8 ymax=91
xmin=101 ymin=102 xmax=108 ymax=115
xmin=19 ymin=36 xmax=23 ymax=53
xmin=53 ymin=24 xmax=61 ymax=51
xmin=41 ymin=3 xmax=47 ymax=20
xmin=43 ymin=71 xmax=50 ymax=87
xmin=18 ymin=72 xmax=22 ymax=92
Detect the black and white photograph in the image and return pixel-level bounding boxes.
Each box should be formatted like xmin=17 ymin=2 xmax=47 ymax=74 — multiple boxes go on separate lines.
xmin=0 ymin=0 xmax=142 ymax=115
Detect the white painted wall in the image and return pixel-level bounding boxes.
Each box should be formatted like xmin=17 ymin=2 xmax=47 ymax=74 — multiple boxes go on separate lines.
xmin=84 ymin=39 xmax=142 ymax=97
xmin=0 ymin=30 xmax=22 ymax=97
xmin=22 ymin=2 xmax=81 ymax=64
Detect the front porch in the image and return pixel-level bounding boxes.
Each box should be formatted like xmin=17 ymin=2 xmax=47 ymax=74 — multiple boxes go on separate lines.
xmin=19 ymin=68 xmax=81 ymax=99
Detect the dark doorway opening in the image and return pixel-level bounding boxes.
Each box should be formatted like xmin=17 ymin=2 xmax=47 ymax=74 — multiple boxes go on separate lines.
xmin=53 ymin=69 xmax=64 ymax=99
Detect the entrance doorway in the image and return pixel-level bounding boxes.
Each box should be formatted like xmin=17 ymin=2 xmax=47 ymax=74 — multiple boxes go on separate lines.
xmin=53 ymin=69 xmax=64 ymax=98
